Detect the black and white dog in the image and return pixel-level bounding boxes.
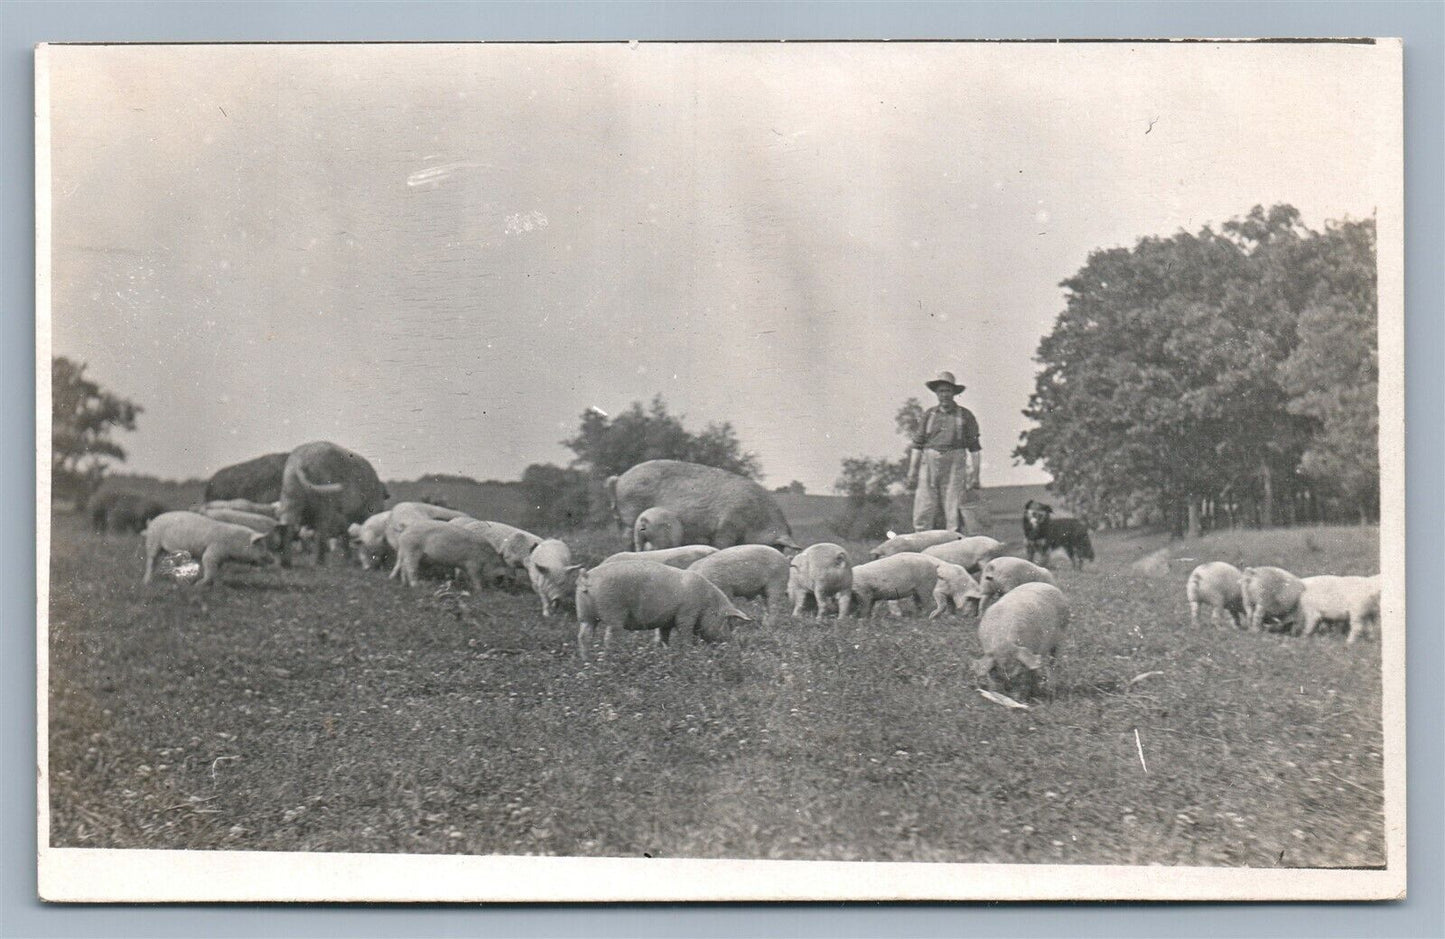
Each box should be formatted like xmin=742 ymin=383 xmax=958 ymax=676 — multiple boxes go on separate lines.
xmin=1022 ymin=500 xmax=1095 ymax=570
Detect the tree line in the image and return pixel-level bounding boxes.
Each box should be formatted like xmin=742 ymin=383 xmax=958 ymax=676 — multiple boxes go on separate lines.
xmin=1014 ymin=204 xmax=1378 ymax=536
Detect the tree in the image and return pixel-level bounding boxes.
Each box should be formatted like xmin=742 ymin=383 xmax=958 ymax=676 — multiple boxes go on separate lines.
xmin=563 ymin=394 xmax=761 ymax=480
xmin=51 ymin=357 xmax=142 ymax=507
xmin=1278 ymin=219 xmax=1379 ymax=521
xmin=773 ymin=480 xmax=806 ymax=495
xmin=1014 ymin=206 xmax=1334 ymax=536
xmin=828 ymin=402 xmax=918 ymax=541
xmin=519 ymin=463 xmax=593 ymax=532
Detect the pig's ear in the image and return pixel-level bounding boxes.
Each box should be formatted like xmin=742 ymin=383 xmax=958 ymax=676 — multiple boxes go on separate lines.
xmin=1015 ymin=648 xmax=1043 ymax=671
xmin=347 ymin=523 xmax=362 ymax=537
xmin=565 ymin=564 xmax=585 ymax=574
xmin=249 ymin=532 xmax=266 ymax=545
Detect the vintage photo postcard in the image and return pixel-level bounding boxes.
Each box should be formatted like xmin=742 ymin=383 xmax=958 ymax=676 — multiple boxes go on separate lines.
xmin=37 ymin=39 xmax=1405 ymax=902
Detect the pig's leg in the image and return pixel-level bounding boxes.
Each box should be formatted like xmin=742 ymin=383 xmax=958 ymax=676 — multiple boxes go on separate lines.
xmin=197 ymin=546 xmax=221 ymax=588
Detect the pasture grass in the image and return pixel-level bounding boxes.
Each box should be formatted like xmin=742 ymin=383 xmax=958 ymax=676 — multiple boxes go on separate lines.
xmin=47 ymin=513 xmax=1384 ymax=866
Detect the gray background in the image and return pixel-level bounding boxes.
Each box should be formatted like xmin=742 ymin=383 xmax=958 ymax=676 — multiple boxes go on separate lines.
xmin=4 ymin=2 xmax=1440 ymax=937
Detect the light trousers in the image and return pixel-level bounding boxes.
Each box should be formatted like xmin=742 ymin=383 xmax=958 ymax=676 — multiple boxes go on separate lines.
xmin=913 ymin=448 xmax=974 ymax=533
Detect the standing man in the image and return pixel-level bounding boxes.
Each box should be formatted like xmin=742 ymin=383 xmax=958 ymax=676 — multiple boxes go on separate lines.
xmin=906 ymin=371 xmax=982 ymax=533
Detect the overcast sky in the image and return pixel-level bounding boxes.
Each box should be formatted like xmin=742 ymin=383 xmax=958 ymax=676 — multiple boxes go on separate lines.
xmin=45 ymin=41 xmax=1396 ymax=492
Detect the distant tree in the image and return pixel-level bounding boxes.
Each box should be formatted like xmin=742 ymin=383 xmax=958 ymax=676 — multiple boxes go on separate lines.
xmin=51 ymin=357 xmax=142 ymax=507
xmin=1278 ymin=218 xmax=1379 ymax=521
xmin=418 ymin=472 xmax=481 ymax=486
xmin=519 ymin=463 xmax=593 ymax=532
xmin=1014 ymin=205 xmax=1354 ymax=536
xmin=773 ymin=480 xmax=807 ymax=495
xmin=563 ymin=394 xmax=761 ymax=480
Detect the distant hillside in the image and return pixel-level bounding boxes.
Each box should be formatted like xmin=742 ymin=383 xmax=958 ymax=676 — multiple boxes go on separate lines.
xmin=384 ymin=479 xmax=531 ymax=527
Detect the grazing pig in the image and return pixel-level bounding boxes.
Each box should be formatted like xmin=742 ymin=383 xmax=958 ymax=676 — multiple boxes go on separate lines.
xmin=973 ymin=581 xmax=1069 ymax=701
xmin=89 ymin=491 xmax=167 ymax=535
xmin=600 ymin=544 xmax=719 ymax=570
xmin=204 ymin=452 xmax=289 ymax=503
xmin=923 ymin=558 xmax=983 ymax=618
xmin=687 ymin=544 xmax=790 ymax=625
xmin=787 ymin=543 xmax=854 ymax=620
xmin=197 ymin=498 xmax=280 ymax=518
xmin=1297 ymin=575 xmax=1382 ymax=644
xmin=849 ymin=553 xmax=943 ymax=619
xmin=524 ymin=539 xmax=581 ymax=617
xmin=976 ymin=557 xmax=1058 ymax=614
xmin=197 ymin=507 xmax=286 ymax=551
xmin=574 ymin=559 xmax=751 ymax=659
xmin=606 ymin=459 xmax=800 ymax=551
xmin=633 ymin=506 xmax=684 ymax=551
xmin=348 ymin=511 xmax=394 ymax=570
xmin=142 ymin=511 xmax=275 ymax=588
xmin=922 ymin=535 xmax=1007 ymax=574
xmin=1241 ymin=566 xmax=1306 ymax=633
xmin=276 ymin=441 xmax=388 ymax=566
xmin=386 ymin=502 xmax=468 ymax=549
xmin=869 ymin=529 xmax=964 ymax=559
xmin=392 ymin=519 xmax=503 ymax=593
xmin=447 ymin=517 xmax=543 ymax=570
xmin=1186 ymin=561 xmax=1246 ymax=628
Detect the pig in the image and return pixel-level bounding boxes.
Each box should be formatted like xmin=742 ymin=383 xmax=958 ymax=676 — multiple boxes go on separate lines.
xmin=869 ymin=529 xmax=964 ymax=559
xmin=606 ymin=459 xmax=799 ymax=551
xmin=203 ymin=452 xmax=289 ymax=503
xmin=89 ymin=491 xmax=168 ymax=535
xmin=447 ymin=517 xmax=543 ymax=570
xmin=686 ymin=544 xmax=790 ymax=625
xmin=197 ymin=498 xmax=280 ymax=518
xmin=848 ymin=553 xmax=943 ymax=619
xmin=787 ymin=542 xmax=854 ymax=620
xmin=348 ymin=511 xmax=394 ymax=570
xmin=196 ymin=506 xmax=286 ymax=551
xmin=275 ymin=441 xmax=388 ymax=566
xmin=633 ymin=506 xmax=685 ymax=551
xmin=1297 ymin=574 xmax=1382 ymax=644
xmin=922 ymin=558 xmax=983 ymax=618
xmin=973 ymin=581 xmax=1069 ymax=701
xmin=921 ymin=535 xmax=1008 ymax=574
xmin=574 ymin=559 xmax=752 ymax=660
xmin=976 ymin=556 xmax=1059 ymax=614
xmin=524 ymin=539 xmax=581 ymax=617
xmin=600 ymin=544 xmax=719 ymax=570
xmin=142 ymin=511 xmax=275 ymax=588
xmin=392 ymin=519 xmax=504 ymax=593
xmin=1186 ymin=561 xmax=1246 ymax=628
xmin=1241 ymin=566 xmax=1306 ymax=633
xmin=385 ymin=502 xmax=468 ymax=550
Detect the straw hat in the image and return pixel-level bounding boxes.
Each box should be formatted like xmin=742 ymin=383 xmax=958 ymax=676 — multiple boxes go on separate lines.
xmin=924 ymin=370 xmax=966 ymax=393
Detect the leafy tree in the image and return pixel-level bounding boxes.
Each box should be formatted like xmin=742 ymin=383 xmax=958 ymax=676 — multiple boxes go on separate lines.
xmin=563 ymin=394 xmax=761 ymax=480
xmin=519 ymin=463 xmax=593 ymax=532
xmin=773 ymin=480 xmax=806 ymax=495
xmin=1278 ymin=219 xmax=1379 ymax=520
xmin=51 ymin=357 xmax=142 ymax=507
xmin=829 ymin=407 xmax=917 ymax=541
xmin=1015 ymin=205 xmax=1377 ymax=535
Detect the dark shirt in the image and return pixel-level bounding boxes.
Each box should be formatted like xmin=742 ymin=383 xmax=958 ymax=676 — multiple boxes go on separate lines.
xmin=912 ymin=404 xmax=981 ymax=452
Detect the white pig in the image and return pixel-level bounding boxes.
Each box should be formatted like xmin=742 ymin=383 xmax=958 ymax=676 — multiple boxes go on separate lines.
xmin=142 ymin=511 xmax=275 ymax=588
xmin=574 ymin=559 xmax=752 ymax=659
xmin=787 ymin=543 xmax=854 ymax=620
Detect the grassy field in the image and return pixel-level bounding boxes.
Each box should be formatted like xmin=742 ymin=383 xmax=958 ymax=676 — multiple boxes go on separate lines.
xmin=46 ymin=510 xmax=1384 ymax=867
